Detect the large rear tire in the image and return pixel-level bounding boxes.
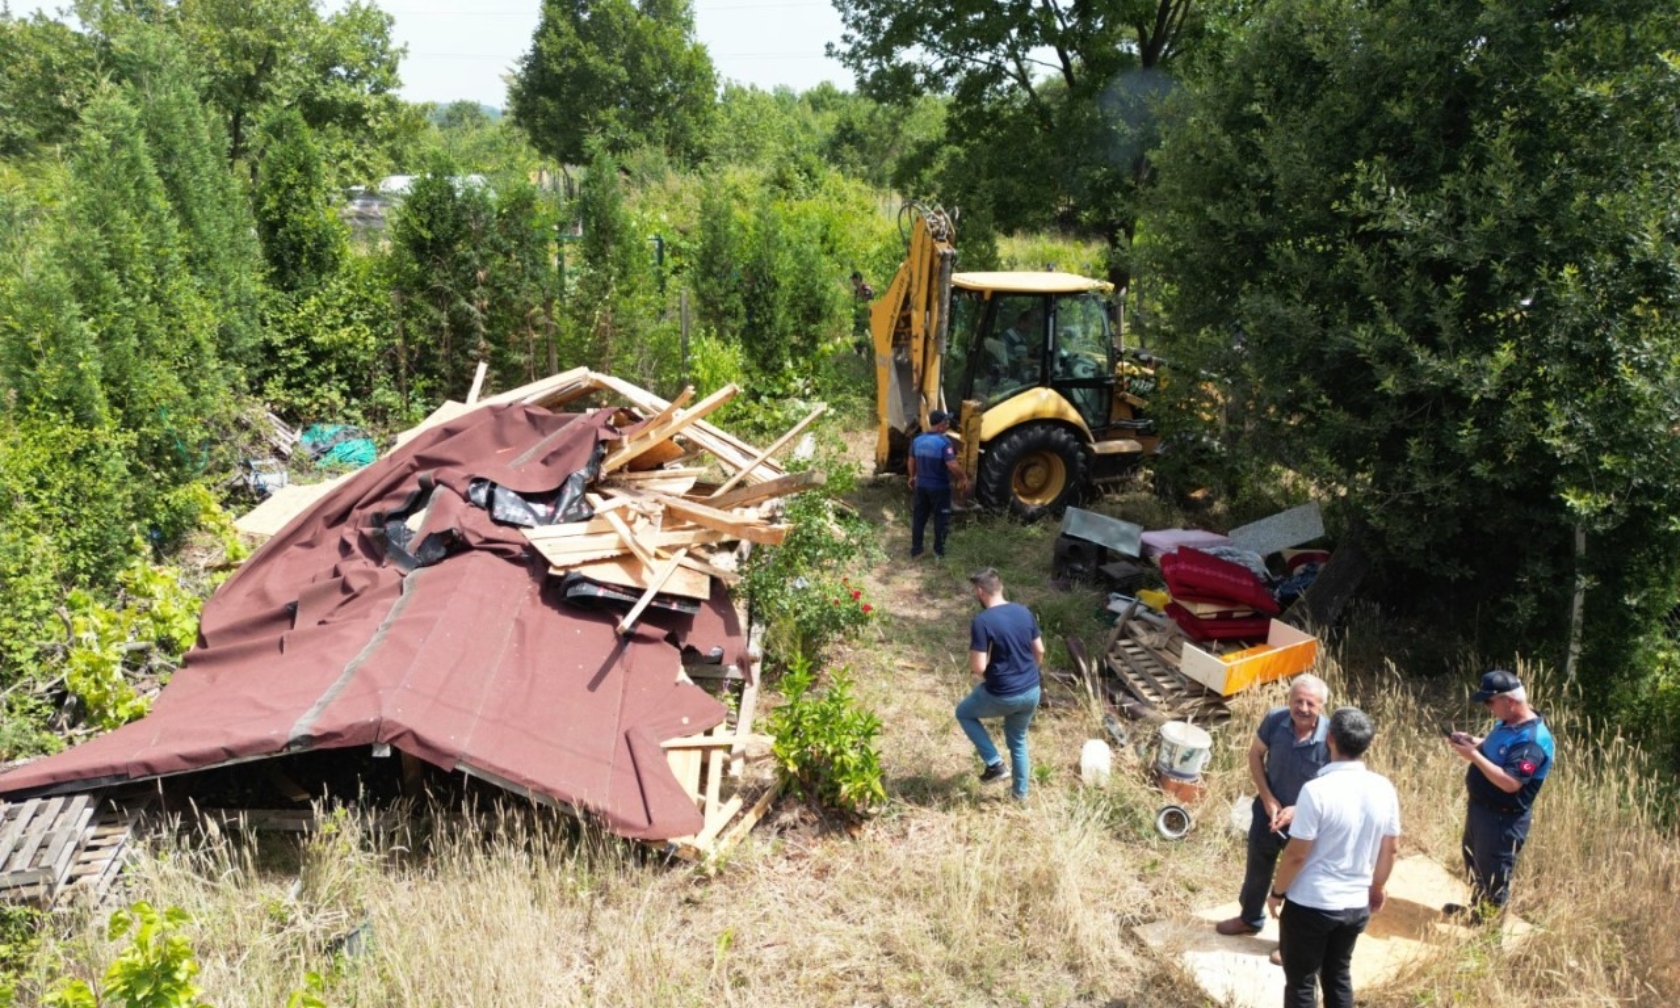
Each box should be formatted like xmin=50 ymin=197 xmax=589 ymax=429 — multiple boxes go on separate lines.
xmin=977 ymin=423 xmax=1090 ymax=520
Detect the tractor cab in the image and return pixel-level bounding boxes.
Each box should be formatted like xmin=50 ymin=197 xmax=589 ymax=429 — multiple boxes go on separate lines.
xmin=941 ymin=273 xmax=1121 ymax=438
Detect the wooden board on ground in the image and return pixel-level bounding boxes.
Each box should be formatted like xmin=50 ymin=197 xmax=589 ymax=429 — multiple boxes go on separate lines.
xmin=235 ymin=474 xmax=352 ymax=538
xmin=1132 ymin=855 xmax=1533 ymax=1008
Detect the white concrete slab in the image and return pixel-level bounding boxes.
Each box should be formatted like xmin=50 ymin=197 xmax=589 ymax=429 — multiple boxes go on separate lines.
xmin=1133 ymin=855 xmax=1529 ymax=1008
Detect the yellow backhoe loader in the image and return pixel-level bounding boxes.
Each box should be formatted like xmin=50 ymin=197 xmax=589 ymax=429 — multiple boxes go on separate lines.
xmin=872 ymin=204 xmax=1158 ymax=517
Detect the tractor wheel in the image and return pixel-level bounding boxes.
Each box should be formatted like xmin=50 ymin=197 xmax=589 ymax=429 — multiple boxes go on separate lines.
xmin=977 ymin=423 xmax=1090 ymax=520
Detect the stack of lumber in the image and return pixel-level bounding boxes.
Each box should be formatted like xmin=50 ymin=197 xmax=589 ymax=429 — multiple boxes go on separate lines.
xmin=488 ymin=370 xmax=826 ymax=635
xmin=0 ymin=790 xmax=155 ymax=908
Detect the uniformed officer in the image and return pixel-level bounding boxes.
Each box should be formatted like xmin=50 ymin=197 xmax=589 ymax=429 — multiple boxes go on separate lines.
xmin=906 ymin=410 xmax=968 ymax=559
xmin=1446 ymin=668 xmax=1555 ymax=919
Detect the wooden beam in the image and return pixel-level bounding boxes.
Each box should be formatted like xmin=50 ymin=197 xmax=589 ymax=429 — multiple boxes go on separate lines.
xmin=601 ymin=383 xmax=738 ymax=472
xmin=660 ymin=732 xmax=771 ymax=750
xmin=707 ymin=404 xmax=827 ymax=498
xmin=615 ymin=548 xmax=690 ymax=636
xmin=644 ymin=493 xmax=788 ymax=545
xmin=704 ymin=469 xmax=826 ymax=512
xmin=585 ymin=493 xmax=658 ymax=567
xmin=618 ymin=386 xmax=694 ymax=444
xmin=586 ymin=373 xmax=786 ymax=483
xmin=466 ymin=360 xmax=489 ymax=406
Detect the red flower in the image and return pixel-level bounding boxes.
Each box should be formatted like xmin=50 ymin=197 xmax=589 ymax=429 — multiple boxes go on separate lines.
xmin=862 ymin=603 xmax=873 ymax=614
xmin=850 ymin=589 xmax=862 ymax=601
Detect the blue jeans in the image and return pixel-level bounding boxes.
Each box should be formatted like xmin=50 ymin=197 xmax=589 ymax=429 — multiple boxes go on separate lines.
xmin=911 ymin=485 xmax=952 ymax=557
xmin=956 ymin=683 xmax=1039 ymax=797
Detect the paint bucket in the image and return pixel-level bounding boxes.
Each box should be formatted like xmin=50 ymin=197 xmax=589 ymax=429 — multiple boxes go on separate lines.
xmin=1080 ymin=739 xmax=1112 ymax=786
xmin=1155 ymin=720 xmax=1213 ymax=782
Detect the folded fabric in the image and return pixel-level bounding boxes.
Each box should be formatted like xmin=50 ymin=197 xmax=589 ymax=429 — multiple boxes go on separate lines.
xmin=1160 ymin=547 xmax=1281 ymax=616
xmin=1166 ymin=603 xmax=1275 ymax=642
xmin=1139 ymin=528 xmax=1233 ymax=559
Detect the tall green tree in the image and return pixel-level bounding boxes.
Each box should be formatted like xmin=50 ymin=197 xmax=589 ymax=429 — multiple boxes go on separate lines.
xmin=1148 ymin=0 xmax=1680 ymax=681
xmin=109 ymin=21 xmax=265 ymax=366
xmin=0 ymin=12 xmax=99 ymax=157
xmin=509 ymin=0 xmax=716 ymax=166
xmin=568 ymin=146 xmax=653 ymax=373
xmin=252 ymin=108 xmax=347 ymax=294
xmin=57 ymin=86 xmax=227 ymax=483
xmin=388 ymin=158 xmax=496 ymax=404
xmin=832 ymin=0 xmax=1204 ymax=289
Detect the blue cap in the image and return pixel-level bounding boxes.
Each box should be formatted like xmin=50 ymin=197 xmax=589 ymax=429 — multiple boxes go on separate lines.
xmin=1471 ymin=669 xmax=1521 ymax=703
xmin=927 ymin=410 xmax=950 ymax=427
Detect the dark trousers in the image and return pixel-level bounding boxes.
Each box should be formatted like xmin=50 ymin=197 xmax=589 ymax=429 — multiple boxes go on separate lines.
xmin=1238 ymin=797 xmax=1289 ymax=927
xmin=1462 ymin=802 xmax=1529 ymax=908
xmin=1279 ymin=900 xmax=1369 ymax=1008
xmin=911 ymin=485 xmax=952 ymax=557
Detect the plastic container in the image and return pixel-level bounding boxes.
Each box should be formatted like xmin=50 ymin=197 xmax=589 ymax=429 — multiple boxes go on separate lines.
xmin=1155 ymin=720 xmax=1213 ymax=781
xmin=1080 ymin=739 xmax=1112 ymax=786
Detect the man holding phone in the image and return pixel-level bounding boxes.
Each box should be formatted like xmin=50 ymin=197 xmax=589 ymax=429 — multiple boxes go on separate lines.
xmin=1446 ymin=669 xmax=1554 ymax=920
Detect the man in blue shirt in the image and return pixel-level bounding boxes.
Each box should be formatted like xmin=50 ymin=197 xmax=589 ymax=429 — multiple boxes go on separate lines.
xmin=956 ymin=567 xmax=1043 ymax=799
xmin=907 ymin=410 xmax=968 ymax=559
xmin=1446 ymin=668 xmax=1554 ymax=919
xmin=1216 ymin=674 xmax=1332 ymax=940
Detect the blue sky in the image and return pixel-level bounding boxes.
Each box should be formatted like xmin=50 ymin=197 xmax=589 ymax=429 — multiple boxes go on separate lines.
xmin=9 ymin=0 xmax=855 ymax=107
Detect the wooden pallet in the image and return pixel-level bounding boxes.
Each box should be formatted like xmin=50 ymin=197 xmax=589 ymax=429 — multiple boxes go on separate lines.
xmin=1102 ymin=624 xmax=1229 ymax=725
xmin=0 ymin=791 xmax=152 ymax=908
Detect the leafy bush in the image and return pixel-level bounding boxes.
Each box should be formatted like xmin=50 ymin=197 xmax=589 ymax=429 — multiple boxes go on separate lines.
xmin=765 ymin=654 xmax=886 ymax=817
xmin=45 ymin=903 xmax=209 ymax=1008
xmin=741 ymin=479 xmax=875 ymax=663
xmin=63 ymin=560 xmax=203 ymax=730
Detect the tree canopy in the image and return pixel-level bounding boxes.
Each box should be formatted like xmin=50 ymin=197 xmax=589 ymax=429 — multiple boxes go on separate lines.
xmin=831 ymin=0 xmax=1203 ymax=286
xmin=509 ymin=0 xmax=715 ymax=166
xmin=1148 ymin=0 xmax=1680 ymax=678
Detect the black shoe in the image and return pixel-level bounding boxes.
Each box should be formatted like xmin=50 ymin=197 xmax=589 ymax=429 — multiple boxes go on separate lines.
xmin=979 ymin=762 xmax=1007 ymax=784
xmin=1442 ymin=902 xmax=1490 ymax=924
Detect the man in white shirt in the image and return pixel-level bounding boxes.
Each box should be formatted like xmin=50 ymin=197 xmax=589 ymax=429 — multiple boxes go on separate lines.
xmin=1266 ymin=707 xmax=1401 ymax=1008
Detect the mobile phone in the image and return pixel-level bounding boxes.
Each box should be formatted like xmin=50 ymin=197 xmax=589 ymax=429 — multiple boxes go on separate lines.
xmin=1441 ymin=726 xmax=1455 ymax=737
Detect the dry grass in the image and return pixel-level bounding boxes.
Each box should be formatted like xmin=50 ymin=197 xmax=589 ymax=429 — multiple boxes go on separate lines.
xmin=16 ymin=473 xmax=1680 ymax=1007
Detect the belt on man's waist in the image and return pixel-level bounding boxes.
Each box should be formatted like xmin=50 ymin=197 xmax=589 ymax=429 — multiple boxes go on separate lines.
xmin=1471 ymin=798 xmax=1527 ymax=815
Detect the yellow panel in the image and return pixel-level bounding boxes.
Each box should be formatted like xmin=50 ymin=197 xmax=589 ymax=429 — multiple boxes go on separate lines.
xmin=977 ymin=388 xmax=1093 ymax=444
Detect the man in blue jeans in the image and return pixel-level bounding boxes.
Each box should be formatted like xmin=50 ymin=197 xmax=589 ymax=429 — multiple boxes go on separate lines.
xmin=956 ymin=567 xmax=1043 ymax=799
xmin=907 ymin=410 xmax=967 ymax=559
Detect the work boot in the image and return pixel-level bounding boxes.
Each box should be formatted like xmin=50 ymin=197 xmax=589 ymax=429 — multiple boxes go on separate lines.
xmin=1215 ymin=917 xmax=1262 ymax=937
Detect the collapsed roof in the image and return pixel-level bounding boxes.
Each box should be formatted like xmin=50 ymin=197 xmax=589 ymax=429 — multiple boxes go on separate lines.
xmin=0 ymin=370 xmax=818 ymax=843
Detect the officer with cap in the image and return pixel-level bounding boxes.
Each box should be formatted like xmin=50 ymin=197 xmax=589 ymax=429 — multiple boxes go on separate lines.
xmin=907 ymin=410 xmax=967 ymax=559
xmin=1445 ymin=669 xmax=1555 ymax=919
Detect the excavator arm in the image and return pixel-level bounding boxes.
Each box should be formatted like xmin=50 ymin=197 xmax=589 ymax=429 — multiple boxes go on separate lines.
xmin=872 ymin=204 xmax=957 ymax=473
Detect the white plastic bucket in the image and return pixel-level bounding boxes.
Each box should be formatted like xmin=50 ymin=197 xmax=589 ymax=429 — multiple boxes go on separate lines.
xmin=1155 ymin=721 xmax=1213 ymax=782
xmin=1080 ymin=739 xmax=1112 ymax=786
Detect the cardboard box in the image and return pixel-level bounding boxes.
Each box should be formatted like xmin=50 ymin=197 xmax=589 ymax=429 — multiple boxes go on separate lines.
xmin=1178 ymin=619 xmax=1319 ymax=695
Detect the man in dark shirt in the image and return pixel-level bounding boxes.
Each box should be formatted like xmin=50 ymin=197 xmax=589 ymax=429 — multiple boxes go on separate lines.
xmin=956 ymin=568 xmax=1044 ymax=799
xmin=907 ymin=410 xmax=967 ymax=559
xmin=1216 ymin=674 xmax=1331 ymax=940
xmin=1446 ymin=669 xmax=1554 ymax=919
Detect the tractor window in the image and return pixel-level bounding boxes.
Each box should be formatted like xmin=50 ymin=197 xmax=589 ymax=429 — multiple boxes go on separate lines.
xmin=974 ymin=295 xmax=1045 ymax=405
xmin=942 ymin=292 xmax=986 ymax=413
xmin=1050 ymin=294 xmax=1112 ymax=381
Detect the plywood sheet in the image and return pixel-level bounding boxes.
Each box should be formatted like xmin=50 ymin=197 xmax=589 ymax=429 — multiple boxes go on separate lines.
xmin=234 ymin=475 xmax=351 ymax=538
xmin=1133 ymin=855 xmax=1530 ymax=1008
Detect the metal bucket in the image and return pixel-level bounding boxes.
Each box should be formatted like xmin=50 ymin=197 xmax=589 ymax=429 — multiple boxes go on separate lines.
xmin=1155 ymin=720 xmax=1213 ymax=782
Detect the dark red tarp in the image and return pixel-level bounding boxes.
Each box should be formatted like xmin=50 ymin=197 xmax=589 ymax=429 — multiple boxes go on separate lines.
xmin=0 ymin=404 xmax=740 ymax=841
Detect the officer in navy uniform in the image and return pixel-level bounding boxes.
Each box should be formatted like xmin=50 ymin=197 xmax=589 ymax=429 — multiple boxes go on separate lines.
xmin=1446 ymin=669 xmax=1555 ymax=919
xmin=906 ymin=410 xmax=968 ymax=559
